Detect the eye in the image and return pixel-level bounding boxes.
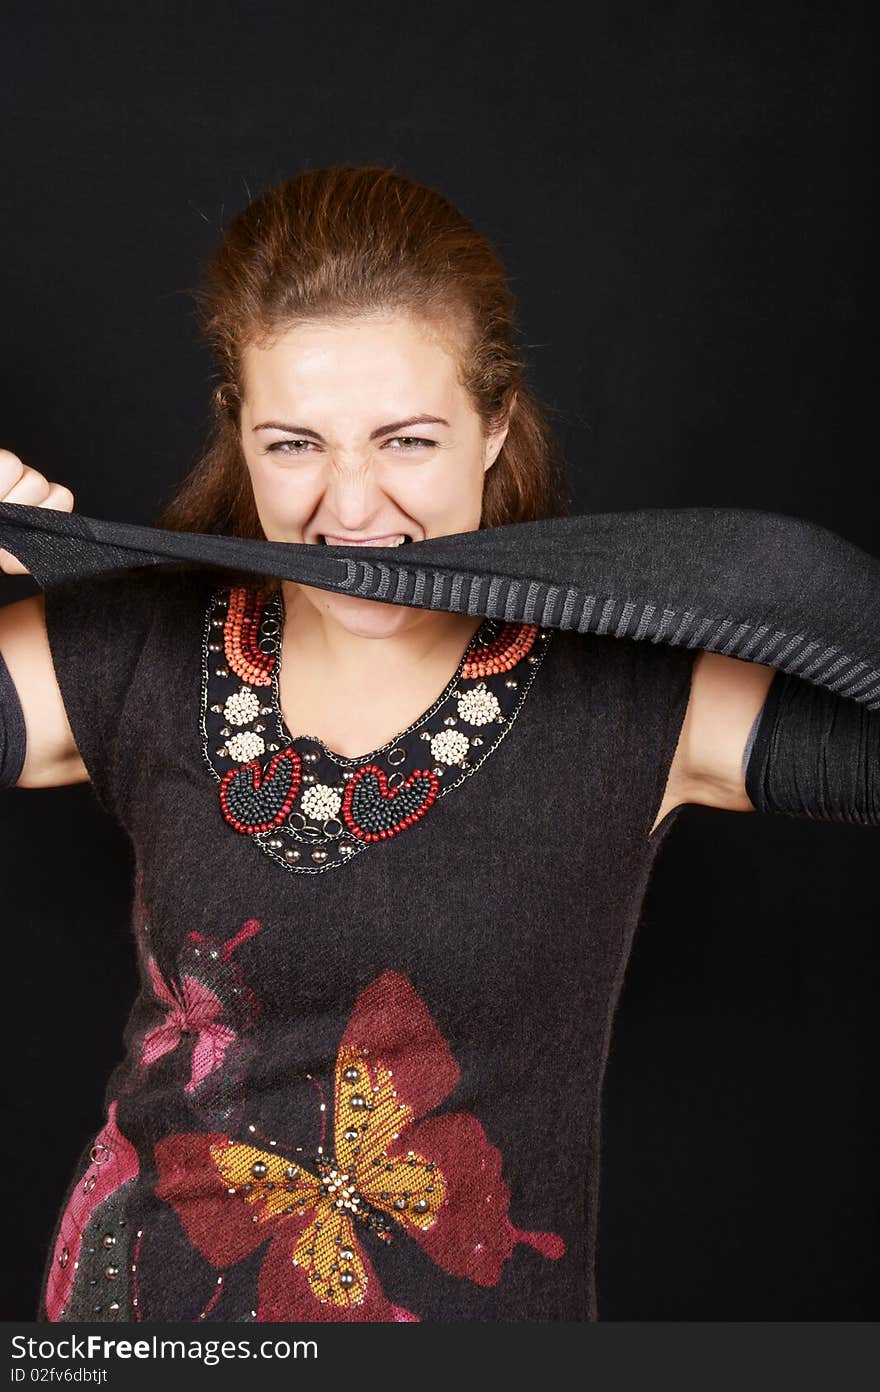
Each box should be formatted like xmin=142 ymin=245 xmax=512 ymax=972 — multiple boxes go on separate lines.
xmin=384 ymin=437 xmax=438 ymax=450
xmin=266 ymin=435 xmax=438 ymax=456
xmin=266 ymin=440 xmax=316 ymax=454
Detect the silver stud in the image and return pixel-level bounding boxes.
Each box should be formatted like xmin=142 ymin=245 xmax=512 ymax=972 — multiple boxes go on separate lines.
xmin=470 ymin=736 xmax=484 ymax=746
xmin=102 ymin=1233 xmax=117 ymax=1248
xmin=103 ymin=1264 xmax=119 ymax=1280
xmin=108 ymin=1301 xmax=120 ymax=1312
xmin=251 ymin=1161 xmax=268 ymax=1178
xmin=284 ymin=848 xmax=301 ymax=862
xmin=311 ymin=849 xmax=329 ymax=864
xmin=208 ymin=642 xmax=222 ymax=652
xmin=215 ymin=667 xmax=230 ymax=677
xmin=58 ymin=1246 xmax=70 ymax=1268
xmin=420 ymin=731 xmax=432 ymax=741
xmin=210 ymin=703 xmax=224 ymax=713
xmin=505 ymin=679 xmax=518 ymax=689
xmin=220 ymin=725 xmax=232 ymax=736
xmin=268 ymin=837 xmax=284 ymax=850
xmin=432 ymin=767 xmax=445 ymax=777
xmin=443 ymin=715 xmax=457 ymax=726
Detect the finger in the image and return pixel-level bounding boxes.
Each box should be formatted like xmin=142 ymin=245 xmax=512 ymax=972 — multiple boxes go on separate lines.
xmin=0 ymin=545 xmax=30 ymax=577
xmin=0 ymin=449 xmax=26 ymax=495
xmin=43 ymin=481 xmax=76 ymax=513
xmin=1 ymin=468 xmax=53 ymax=507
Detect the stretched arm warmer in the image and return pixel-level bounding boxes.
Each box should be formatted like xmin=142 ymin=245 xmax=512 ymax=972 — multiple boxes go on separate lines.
xmin=1 ymin=500 xmax=878 ymax=823
xmin=1 ymin=502 xmax=878 ymax=707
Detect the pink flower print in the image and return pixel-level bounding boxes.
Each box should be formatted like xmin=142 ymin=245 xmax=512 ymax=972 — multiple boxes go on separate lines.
xmin=141 ymin=958 xmax=237 ymax=1094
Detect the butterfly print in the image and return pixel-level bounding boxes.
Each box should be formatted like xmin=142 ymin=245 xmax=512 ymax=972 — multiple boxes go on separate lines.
xmin=154 ymin=971 xmax=564 ymax=1321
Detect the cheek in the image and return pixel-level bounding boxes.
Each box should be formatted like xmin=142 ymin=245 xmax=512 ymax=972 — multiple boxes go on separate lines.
xmin=397 ymin=454 xmax=484 ymax=515
xmin=247 ymin=456 xmax=320 ymax=522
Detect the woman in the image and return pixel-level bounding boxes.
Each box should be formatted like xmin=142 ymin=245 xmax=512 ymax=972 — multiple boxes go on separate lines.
xmin=0 ymin=165 xmax=875 ymax=1323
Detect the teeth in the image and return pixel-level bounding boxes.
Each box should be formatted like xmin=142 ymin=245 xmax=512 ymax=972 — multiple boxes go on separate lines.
xmin=321 ymin=534 xmax=410 ymax=546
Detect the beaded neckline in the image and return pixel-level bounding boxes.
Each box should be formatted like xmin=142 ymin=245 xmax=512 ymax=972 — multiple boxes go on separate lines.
xmin=200 ymin=583 xmax=553 ymax=874
xmin=270 ymin=591 xmax=499 ymax=767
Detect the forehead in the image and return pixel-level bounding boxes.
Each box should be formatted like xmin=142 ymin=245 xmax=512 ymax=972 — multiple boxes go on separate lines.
xmin=241 ymin=314 xmax=464 ymax=410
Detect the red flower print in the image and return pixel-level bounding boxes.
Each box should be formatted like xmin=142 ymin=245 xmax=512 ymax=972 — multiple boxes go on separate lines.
xmin=154 ymin=971 xmax=564 ymax=1321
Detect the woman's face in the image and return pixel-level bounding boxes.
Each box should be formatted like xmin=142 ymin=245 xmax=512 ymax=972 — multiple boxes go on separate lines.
xmin=238 ymin=312 xmax=510 ymax=637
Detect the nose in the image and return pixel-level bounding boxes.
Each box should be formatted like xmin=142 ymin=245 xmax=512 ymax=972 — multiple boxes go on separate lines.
xmin=321 ymin=459 xmax=391 ymax=534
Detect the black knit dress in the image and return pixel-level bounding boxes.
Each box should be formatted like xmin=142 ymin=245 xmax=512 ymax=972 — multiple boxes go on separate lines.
xmin=36 ymin=563 xmax=695 ymax=1323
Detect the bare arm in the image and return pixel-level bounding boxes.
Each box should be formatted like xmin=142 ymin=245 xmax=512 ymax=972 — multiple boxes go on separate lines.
xmin=651 ymin=650 xmax=777 ymax=834
xmin=0 ymin=593 xmax=88 ymax=788
xmin=0 ymin=448 xmax=87 ymax=789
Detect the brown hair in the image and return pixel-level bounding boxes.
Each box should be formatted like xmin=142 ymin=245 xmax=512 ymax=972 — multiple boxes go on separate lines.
xmin=156 ymin=164 xmax=572 ymax=593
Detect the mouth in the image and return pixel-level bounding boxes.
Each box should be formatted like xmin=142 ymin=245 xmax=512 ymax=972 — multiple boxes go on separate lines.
xmin=318 ymin=534 xmax=413 ymax=547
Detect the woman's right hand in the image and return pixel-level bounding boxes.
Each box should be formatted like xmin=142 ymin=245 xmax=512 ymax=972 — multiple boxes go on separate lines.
xmin=0 ymin=449 xmax=76 ymax=576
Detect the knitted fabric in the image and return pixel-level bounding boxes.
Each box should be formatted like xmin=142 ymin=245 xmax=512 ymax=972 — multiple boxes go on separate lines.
xmin=1 ymin=501 xmax=879 ymax=707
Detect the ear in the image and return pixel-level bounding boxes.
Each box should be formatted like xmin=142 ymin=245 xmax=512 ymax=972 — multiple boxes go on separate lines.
xmin=483 ymin=392 xmax=517 ymax=472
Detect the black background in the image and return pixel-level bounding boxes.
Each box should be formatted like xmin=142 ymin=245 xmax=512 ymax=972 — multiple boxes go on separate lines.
xmin=1 ymin=1 xmax=876 ymax=1320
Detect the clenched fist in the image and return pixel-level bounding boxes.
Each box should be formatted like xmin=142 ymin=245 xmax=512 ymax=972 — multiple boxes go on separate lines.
xmin=0 ymin=449 xmax=76 ymax=576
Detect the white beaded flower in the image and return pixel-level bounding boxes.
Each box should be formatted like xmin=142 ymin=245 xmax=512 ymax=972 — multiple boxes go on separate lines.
xmin=301 ymin=783 xmax=343 ymax=820
xmin=224 ymin=687 xmax=262 ymax=726
xmin=430 ymin=729 xmax=471 ymax=765
xmin=456 ymin=686 xmax=501 ymax=726
xmin=225 ymin=731 xmax=266 ymax=762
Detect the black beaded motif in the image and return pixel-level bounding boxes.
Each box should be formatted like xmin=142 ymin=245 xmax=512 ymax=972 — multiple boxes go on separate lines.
xmin=200 ymin=584 xmax=553 ymax=875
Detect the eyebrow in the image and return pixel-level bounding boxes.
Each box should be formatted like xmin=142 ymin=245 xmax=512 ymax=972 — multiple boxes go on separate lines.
xmin=252 ymin=414 xmax=450 ymax=441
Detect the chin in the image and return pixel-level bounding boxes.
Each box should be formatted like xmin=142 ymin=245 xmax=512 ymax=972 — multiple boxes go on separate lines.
xmin=308 ymin=589 xmax=421 ymax=637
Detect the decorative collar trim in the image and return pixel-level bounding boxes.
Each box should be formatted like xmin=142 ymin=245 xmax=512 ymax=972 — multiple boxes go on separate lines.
xmin=200 ymin=584 xmax=553 ymax=874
